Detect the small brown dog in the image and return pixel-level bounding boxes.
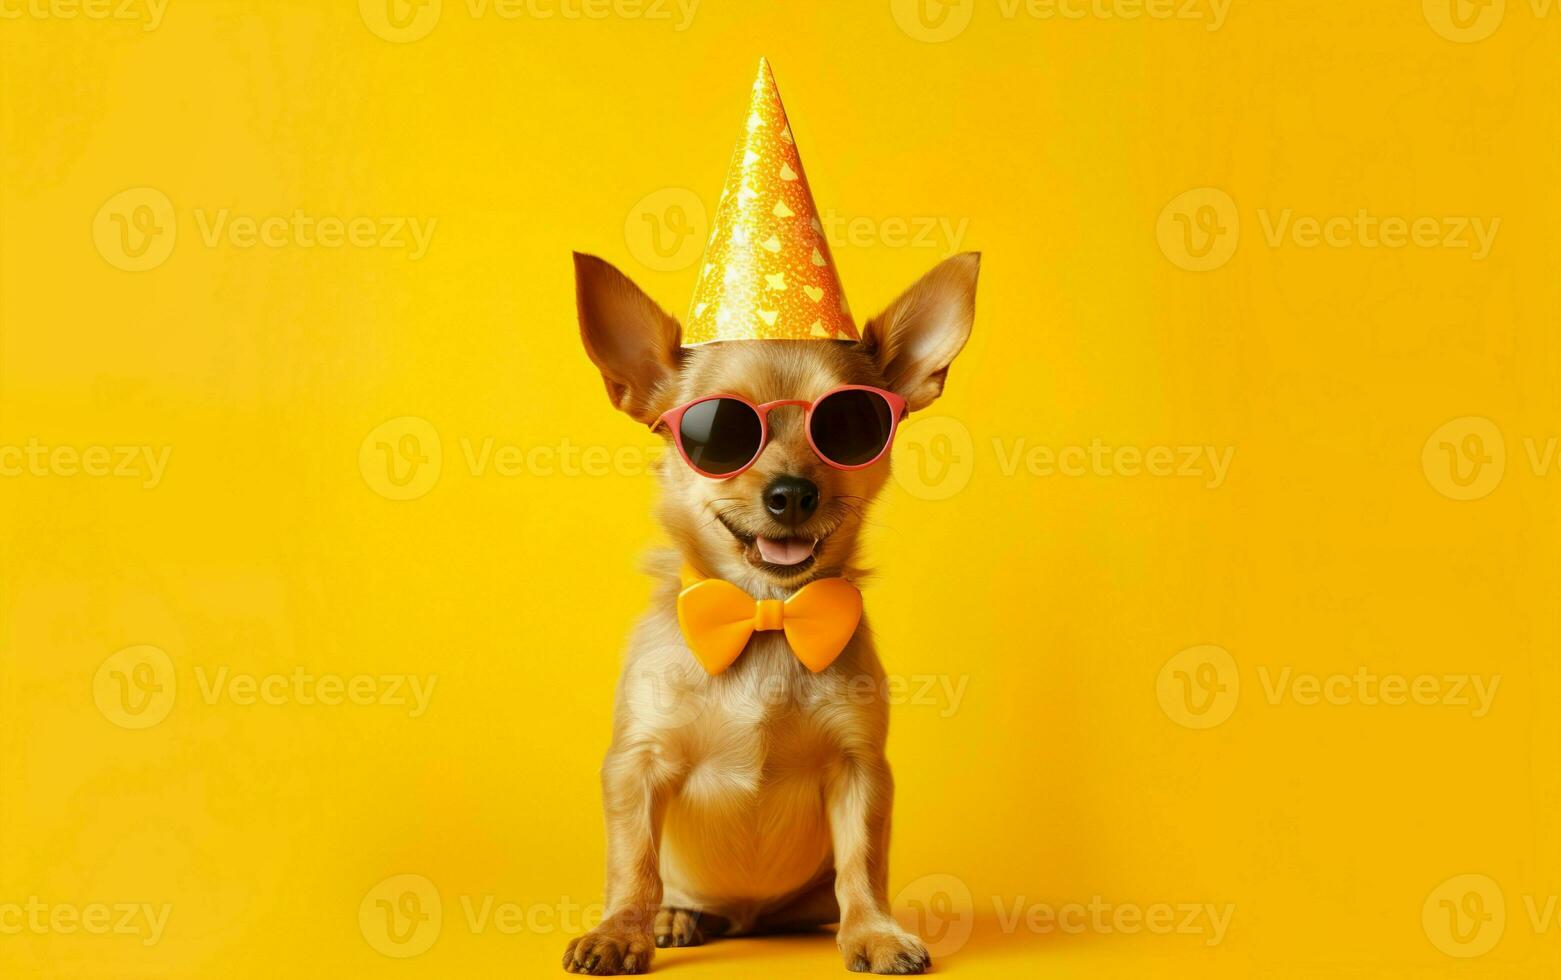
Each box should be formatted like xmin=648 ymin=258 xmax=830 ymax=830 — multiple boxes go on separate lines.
xmin=562 ymin=249 xmax=979 ymax=975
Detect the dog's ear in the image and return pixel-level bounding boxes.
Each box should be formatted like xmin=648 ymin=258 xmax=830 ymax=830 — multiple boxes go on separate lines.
xmin=860 ymin=252 xmax=980 ymax=412
xmin=574 ymin=252 xmax=683 ymax=424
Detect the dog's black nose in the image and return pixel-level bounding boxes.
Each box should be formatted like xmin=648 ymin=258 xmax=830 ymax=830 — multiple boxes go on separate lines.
xmin=763 ymin=476 xmax=819 ymax=527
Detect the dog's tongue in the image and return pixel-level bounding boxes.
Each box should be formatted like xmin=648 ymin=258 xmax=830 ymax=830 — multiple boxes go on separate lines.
xmin=757 ymin=536 xmax=815 ymax=566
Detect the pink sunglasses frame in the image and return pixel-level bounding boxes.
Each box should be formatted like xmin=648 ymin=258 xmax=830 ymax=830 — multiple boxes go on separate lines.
xmin=654 ymin=385 xmax=908 ymax=480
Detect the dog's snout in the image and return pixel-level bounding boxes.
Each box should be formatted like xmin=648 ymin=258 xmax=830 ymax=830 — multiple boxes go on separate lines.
xmin=762 ymin=476 xmax=819 ymax=527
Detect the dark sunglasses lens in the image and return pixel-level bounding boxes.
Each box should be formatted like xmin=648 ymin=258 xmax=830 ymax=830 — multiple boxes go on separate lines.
xmin=810 ymin=389 xmax=895 ymax=467
xmin=678 ymin=398 xmax=763 ymax=475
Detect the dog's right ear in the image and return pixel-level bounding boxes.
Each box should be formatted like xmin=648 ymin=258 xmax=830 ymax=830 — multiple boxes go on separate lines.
xmin=573 ymin=253 xmax=683 ymax=425
xmin=860 ymin=252 xmax=979 ymax=413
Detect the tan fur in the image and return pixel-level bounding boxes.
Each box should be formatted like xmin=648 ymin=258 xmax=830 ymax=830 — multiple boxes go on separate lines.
xmin=564 ymin=252 xmax=979 ymax=976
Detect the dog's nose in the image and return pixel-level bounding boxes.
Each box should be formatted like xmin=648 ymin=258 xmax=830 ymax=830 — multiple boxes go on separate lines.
xmin=763 ymin=476 xmax=820 ymax=527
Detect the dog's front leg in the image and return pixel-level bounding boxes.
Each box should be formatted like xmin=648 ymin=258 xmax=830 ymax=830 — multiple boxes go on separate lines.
xmin=563 ymin=748 xmax=669 ymax=975
xmin=828 ymin=757 xmax=930 ymax=975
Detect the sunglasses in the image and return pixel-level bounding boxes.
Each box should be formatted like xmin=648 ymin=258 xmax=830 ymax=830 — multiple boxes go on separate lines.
xmin=654 ymin=385 xmax=908 ymax=479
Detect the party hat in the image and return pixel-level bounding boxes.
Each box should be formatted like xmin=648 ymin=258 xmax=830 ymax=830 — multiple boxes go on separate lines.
xmin=683 ymin=58 xmax=858 ymax=346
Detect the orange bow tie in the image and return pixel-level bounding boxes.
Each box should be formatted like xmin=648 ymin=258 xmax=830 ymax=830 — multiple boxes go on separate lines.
xmin=676 ymin=565 xmax=863 ymax=675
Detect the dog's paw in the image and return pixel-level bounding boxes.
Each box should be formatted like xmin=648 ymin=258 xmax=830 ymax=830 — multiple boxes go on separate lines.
xmin=838 ymin=924 xmax=931 ymax=974
xmin=562 ymin=925 xmax=654 ymax=975
xmin=653 ymin=907 xmax=705 ymax=948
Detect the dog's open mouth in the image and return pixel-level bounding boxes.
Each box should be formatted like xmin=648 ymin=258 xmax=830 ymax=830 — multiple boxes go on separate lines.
xmin=755 ymin=536 xmax=814 ymax=565
xmin=717 ymin=514 xmax=825 ymax=576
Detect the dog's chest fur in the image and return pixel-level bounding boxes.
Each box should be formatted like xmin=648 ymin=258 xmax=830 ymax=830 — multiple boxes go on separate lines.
xmin=624 ymin=613 xmax=886 ymax=919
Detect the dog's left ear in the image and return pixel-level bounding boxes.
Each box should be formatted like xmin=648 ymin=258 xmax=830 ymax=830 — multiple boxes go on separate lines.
xmin=574 ymin=252 xmax=683 ymax=425
xmin=860 ymin=252 xmax=980 ymax=412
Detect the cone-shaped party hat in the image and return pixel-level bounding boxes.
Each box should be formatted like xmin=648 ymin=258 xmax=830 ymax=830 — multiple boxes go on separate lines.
xmin=682 ymin=58 xmax=858 ymax=346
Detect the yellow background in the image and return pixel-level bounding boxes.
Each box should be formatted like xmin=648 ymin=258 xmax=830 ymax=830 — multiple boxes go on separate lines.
xmin=2 ymin=1 xmax=1557 ymax=976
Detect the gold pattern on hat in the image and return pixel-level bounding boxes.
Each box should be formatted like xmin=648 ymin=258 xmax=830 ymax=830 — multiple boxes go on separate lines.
xmin=683 ymin=58 xmax=858 ymax=345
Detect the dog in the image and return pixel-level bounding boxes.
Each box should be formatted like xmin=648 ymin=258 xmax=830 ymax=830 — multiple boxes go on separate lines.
xmin=562 ymin=249 xmax=979 ymax=975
